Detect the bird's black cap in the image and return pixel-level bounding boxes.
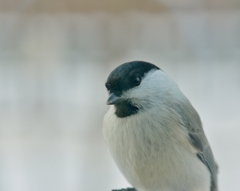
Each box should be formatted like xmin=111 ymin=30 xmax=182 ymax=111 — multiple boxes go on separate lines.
xmin=105 ymin=61 xmax=160 ymax=96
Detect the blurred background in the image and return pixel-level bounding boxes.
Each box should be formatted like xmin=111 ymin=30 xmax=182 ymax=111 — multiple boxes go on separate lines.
xmin=0 ymin=0 xmax=240 ymax=191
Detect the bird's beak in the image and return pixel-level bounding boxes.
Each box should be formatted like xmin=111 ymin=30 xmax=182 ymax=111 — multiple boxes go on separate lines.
xmin=106 ymin=93 xmax=121 ymax=105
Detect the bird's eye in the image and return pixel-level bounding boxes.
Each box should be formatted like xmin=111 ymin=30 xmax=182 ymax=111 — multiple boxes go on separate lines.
xmin=132 ymin=77 xmax=141 ymax=86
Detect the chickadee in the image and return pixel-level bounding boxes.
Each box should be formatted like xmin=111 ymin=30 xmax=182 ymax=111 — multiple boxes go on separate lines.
xmin=103 ymin=61 xmax=218 ymax=191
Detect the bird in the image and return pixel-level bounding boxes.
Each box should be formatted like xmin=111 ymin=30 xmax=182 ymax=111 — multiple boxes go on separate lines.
xmin=102 ymin=61 xmax=218 ymax=191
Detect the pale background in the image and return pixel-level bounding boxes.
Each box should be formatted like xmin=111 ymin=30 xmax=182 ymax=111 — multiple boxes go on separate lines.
xmin=0 ymin=1 xmax=240 ymax=191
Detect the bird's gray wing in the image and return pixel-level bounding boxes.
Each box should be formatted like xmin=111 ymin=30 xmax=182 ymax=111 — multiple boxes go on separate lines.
xmin=189 ymin=132 xmax=218 ymax=191
xmin=169 ymin=100 xmax=218 ymax=191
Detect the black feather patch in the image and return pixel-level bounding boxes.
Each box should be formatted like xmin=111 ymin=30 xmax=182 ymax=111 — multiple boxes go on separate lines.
xmin=114 ymin=100 xmax=139 ymax=118
xmin=106 ymin=61 xmax=160 ymax=96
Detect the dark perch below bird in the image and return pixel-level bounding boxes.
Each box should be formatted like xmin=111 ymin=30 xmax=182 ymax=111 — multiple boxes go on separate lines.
xmin=112 ymin=188 xmax=137 ymax=191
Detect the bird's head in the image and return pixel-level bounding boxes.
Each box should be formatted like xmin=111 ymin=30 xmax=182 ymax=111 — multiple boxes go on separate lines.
xmin=105 ymin=61 xmax=180 ymax=118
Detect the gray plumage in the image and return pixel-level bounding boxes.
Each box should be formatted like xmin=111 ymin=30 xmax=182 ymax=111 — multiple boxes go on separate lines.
xmin=167 ymin=98 xmax=218 ymax=191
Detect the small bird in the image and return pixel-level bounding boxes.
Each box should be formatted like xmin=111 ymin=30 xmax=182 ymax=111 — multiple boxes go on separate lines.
xmin=103 ymin=61 xmax=218 ymax=191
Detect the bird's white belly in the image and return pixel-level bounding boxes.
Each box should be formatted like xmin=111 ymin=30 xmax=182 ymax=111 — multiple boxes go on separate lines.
xmin=103 ymin=108 xmax=211 ymax=191
xmin=110 ymin=142 xmax=210 ymax=191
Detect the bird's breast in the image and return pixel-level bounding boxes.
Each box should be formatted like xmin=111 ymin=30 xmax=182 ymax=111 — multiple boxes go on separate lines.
xmin=103 ymin=107 xmax=210 ymax=191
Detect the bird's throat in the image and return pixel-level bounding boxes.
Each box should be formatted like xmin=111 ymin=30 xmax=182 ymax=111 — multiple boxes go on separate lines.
xmin=114 ymin=100 xmax=139 ymax=118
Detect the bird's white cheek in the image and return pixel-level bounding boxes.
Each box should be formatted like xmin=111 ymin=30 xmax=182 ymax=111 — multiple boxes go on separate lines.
xmin=122 ymin=70 xmax=179 ymax=104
